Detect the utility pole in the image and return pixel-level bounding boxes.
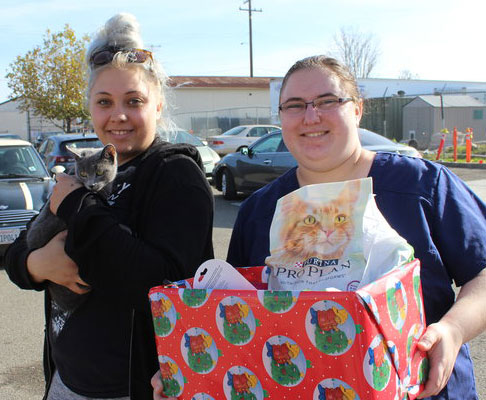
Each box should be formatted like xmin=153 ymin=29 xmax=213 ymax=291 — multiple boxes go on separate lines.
xmin=27 ymin=109 xmax=31 ymax=142
xmin=239 ymin=0 xmax=262 ymax=77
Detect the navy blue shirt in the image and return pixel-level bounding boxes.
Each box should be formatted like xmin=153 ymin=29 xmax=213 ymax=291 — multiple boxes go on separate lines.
xmin=227 ymin=152 xmax=485 ymax=399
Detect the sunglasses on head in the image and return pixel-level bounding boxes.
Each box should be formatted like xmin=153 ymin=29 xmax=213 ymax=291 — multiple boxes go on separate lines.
xmin=90 ymin=47 xmax=153 ymax=66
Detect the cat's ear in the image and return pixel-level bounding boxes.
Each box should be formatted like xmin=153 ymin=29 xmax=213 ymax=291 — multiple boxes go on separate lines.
xmin=340 ymin=179 xmax=361 ymax=203
xmin=66 ymin=146 xmax=82 ymax=160
xmin=280 ymin=192 xmax=306 ymax=215
xmin=101 ymin=144 xmax=117 ymax=162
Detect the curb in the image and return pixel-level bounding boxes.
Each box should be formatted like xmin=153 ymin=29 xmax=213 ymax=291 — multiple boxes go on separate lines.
xmin=435 ymin=161 xmax=486 ymax=170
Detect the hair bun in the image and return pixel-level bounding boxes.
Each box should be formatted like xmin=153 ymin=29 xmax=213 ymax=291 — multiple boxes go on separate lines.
xmin=88 ymin=13 xmax=144 ymax=59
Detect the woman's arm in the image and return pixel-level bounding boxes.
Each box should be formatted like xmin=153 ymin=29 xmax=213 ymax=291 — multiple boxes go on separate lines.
xmin=417 ymin=268 xmax=486 ymax=398
xmin=4 ymin=228 xmax=42 ymax=290
xmin=5 ymin=173 xmax=88 ymax=293
xmin=4 ymin=184 xmax=87 ymax=294
xmin=26 ymin=230 xmax=90 ymax=294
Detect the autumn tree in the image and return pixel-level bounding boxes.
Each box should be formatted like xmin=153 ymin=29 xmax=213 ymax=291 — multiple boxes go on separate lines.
xmin=331 ymin=26 xmax=380 ymax=79
xmin=398 ymin=69 xmax=419 ymax=80
xmin=6 ymin=25 xmax=90 ymax=133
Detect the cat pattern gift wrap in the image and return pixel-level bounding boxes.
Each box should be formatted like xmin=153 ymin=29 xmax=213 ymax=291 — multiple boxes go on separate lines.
xmin=265 ymin=178 xmax=414 ymax=291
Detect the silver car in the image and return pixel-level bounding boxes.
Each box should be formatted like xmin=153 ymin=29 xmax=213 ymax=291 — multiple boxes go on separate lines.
xmin=160 ymin=129 xmax=221 ymax=178
xmin=207 ymin=125 xmax=280 ymax=156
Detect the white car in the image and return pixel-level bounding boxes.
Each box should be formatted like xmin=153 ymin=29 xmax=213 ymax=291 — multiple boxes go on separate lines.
xmin=207 ymin=125 xmax=280 ymax=156
xmin=160 ymin=129 xmax=221 ymax=178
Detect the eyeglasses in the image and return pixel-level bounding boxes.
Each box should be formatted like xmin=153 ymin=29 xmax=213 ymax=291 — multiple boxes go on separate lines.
xmin=279 ymin=96 xmax=353 ymax=115
xmin=90 ymin=47 xmax=153 ymax=66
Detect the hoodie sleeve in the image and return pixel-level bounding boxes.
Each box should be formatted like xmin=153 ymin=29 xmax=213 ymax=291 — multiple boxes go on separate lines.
xmin=4 ymin=225 xmax=48 ymax=291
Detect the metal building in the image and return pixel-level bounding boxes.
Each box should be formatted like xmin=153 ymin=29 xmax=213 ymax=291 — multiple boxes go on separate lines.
xmin=402 ymin=95 xmax=486 ymax=149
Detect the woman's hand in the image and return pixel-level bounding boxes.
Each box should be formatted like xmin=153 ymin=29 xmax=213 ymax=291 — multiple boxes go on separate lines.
xmin=417 ymin=269 xmax=486 ymax=398
xmin=151 ymin=370 xmax=178 ymax=400
xmin=49 ymin=173 xmax=82 ymax=215
xmin=416 ymin=320 xmax=462 ymax=398
xmin=27 ymin=231 xmax=90 ymax=293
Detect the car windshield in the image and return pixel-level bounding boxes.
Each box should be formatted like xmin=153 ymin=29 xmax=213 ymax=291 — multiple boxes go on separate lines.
xmin=172 ymin=130 xmax=204 ymax=147
xmin=252 ymin=133 xmax=282 ymax=153
xmin=61 ymin=139 xmax=103 ymax=152
xmin=222 ymin=126 xmax=246 ymax=136
xmin=359 ymin=129 xmax=395 ymax=146
xmin=0 ymin=145 xmax=49 ymax=178
xmin=158 ymin=130 xmax=204 ymax=146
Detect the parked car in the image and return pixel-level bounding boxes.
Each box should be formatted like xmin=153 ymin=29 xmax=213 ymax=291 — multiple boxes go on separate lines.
xmin=0 ymin=133 xmax=22 ymax=140
xmin=0 ymin=138 xmax=55 ymax=259
xmin=213 ymin=128 xmax=421 ymax=199
xmin=37 ymin=133 xmax=103 ymax=172
xmin=159 ymin=129 xmax=221 ymax=178
xmin=359 ymin=128 xmax=421 ymax=157
xmin=33 ymin=131 xmax=64 ymax=149
xmin=207 ymin=124 xmax=280 ymax=156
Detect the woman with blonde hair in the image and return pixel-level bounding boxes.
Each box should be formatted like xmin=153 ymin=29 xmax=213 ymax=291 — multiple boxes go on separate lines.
xmin=6 ymin=13 xmax=214 ymax=399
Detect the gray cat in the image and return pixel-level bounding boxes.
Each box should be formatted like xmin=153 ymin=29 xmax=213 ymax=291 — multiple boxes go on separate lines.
xmin=26 ymin=143 xmax=117 ymax=312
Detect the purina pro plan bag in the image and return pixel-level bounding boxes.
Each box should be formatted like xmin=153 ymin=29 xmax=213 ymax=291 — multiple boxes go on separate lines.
xmin=265 ymin=178 xmax=414 ymax=291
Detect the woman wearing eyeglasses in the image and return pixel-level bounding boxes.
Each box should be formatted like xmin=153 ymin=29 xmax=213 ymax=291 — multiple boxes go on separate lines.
xmin=226 ymin=56 xmax=486 ymax=399
xmin=5 ymin=13 xmax=213 ymax=400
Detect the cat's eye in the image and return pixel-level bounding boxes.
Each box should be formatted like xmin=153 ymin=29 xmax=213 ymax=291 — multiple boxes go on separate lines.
xmin=79 ymin=171 xmax=88 ymax=178
xmin=96 ymin=169 xmax=104 ymax=176
xmin=335 ymin=214 xmax=347 ymax=224
xmin=304 ymin=215 xmax=316 ymax=225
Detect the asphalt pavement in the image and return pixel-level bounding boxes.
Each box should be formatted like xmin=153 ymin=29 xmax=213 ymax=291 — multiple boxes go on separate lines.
xmin=0 ymin=166 xmax=485 ymax=399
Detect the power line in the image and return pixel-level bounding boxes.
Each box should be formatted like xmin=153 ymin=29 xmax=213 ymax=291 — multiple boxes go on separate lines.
xmin=239 ymin=0 xmax=262 ymax=77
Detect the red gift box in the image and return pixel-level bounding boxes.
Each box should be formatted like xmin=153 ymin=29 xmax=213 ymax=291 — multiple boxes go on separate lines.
xmin=148 ymin=259 xmax=428 ymax=399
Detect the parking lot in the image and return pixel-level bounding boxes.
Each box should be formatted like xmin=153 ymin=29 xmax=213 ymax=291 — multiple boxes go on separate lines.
xmin=0 ymin=166 xmax=485 ymax=399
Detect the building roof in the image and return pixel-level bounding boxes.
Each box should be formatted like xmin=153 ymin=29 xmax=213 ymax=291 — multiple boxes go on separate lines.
xmin=417 ymin=94 xmax=486 ymax=107
xmin=169 ymin=76 xmax=273 ymax=89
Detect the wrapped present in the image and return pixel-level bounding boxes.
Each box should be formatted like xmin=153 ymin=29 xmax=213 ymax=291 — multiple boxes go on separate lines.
xmin=148 ymin=259 xmax=428 ymax=399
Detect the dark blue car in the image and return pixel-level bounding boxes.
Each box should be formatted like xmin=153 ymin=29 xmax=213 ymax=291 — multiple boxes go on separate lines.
xmin=37 ymin=133 xmax=103 ymax=173
xmin=213 ymin=130 xmax=296 ymax=199
xmin=212 ymin=129 xmax=420 ymax=200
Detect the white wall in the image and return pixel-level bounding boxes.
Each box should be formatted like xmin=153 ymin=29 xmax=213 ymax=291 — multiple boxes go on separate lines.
xmin=170 ymin=87 xmax=272 ymax=134
xmin=0 ymin=100 xmax=29 ymax=140
xmin=171 ymin=87 xmax=269 ymax=114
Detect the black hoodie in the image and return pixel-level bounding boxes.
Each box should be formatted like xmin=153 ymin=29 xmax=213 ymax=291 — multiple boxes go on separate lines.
xmin=5 ymin=137 xmax=214 ymax=399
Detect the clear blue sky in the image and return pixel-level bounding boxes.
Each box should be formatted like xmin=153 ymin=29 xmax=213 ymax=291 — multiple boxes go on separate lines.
xmin=1 ymin=0 xmax=485 ymax=103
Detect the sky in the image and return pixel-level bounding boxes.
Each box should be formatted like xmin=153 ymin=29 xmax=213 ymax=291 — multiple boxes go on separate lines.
xmin=1 ymin=0 xmax=486 ymax=104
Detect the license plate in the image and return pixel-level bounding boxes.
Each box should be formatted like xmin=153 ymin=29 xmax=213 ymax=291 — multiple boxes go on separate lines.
xmin=0 ymin=228 xmax=21 ymax=245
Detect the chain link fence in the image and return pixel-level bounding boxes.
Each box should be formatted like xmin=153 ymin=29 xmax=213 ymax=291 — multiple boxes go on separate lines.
xmin=172 ymin=106 xmax=273 ymax=139
xmin=360 ymin=91 xmax=486 ymax=150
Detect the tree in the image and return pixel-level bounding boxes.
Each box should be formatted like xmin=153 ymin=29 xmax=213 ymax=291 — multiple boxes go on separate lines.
xmin=398 ymin=69 xmax=419 ymax=80
xmin=331 ymin=26 xmax=380 ymax=79
xmin=6 ymin=25 xmax=90 ymax=133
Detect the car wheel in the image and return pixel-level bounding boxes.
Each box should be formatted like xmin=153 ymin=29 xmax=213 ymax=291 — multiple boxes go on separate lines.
xmin=221 ymin=169 xmax=237 ymax=200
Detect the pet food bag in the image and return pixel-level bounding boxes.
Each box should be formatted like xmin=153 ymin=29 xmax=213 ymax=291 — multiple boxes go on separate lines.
xmin=265 ymin=178 xmax=414 ymax=291
xmin=148 ymin=259 xmax=428 ymax=399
